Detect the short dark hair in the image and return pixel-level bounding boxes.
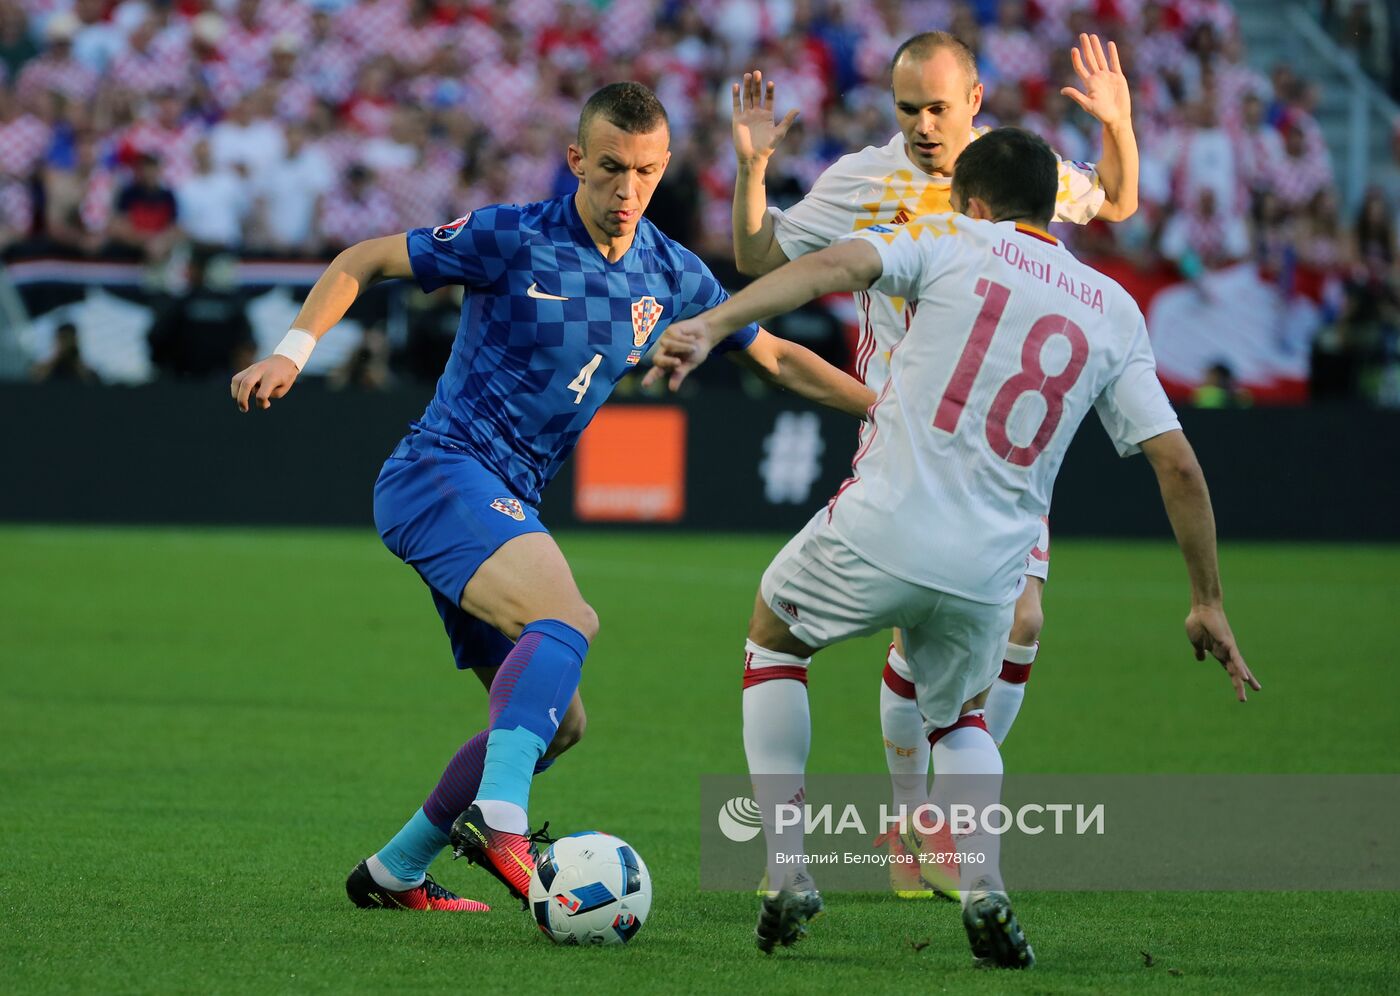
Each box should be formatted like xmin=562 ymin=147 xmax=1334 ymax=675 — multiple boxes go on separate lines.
xmin=951 ymin=128 xmax=1058 ymax=225
xmin=577 ymin=82 xmax=669 ymax=148
xmin=890 ymin=31 xmax=980 ymax=93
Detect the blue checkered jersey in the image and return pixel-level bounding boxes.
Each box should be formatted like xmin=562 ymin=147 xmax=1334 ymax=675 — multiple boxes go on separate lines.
xmin=405 ymin=194 xmax=758 ymax=505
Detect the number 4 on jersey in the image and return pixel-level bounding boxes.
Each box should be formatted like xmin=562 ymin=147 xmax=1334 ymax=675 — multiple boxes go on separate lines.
xmin=932 ymin=278 xmax=1089 ymax=467
xmin=568 ymin=353 xmax=603 ymax=404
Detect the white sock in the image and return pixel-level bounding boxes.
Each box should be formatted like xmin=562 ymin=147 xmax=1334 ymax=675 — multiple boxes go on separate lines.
xmin=742 ymin=639 xmax=812 ymax=891
xmin=930 ymin=716 xmax=1005 ymax=895
xmin=983 ymin=641 xmax=1037 ymax=746
xmin=880 ymin=646 xmax=929 ymax=826
xmin=474 ymin=799 xmax=528 ymax=835
xmin=366 ymin=852 xmax=423 ymax=891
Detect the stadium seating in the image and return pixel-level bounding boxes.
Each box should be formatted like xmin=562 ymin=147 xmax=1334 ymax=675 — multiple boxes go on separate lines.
xmin=1 ymin=0 xmax=1396 ymax=402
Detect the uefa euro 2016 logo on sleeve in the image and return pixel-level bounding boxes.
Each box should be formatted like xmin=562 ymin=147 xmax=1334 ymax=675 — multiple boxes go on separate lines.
xmin=432 ymin=214 xmax=472 ymax=241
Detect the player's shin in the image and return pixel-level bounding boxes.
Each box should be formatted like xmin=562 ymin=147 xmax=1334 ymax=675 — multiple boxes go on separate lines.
xmin=742 ymin=640 xmax=812 ymax=891
xmin=474 ymin=619 xmax=589 ymax=833
xmin=929 ymin=712 xmax=1006 ymax=896
xmin=424 ymin=729 xmax=490 ymax=835
xmin=879 ymin=644 xmax=930 ymax=816
xmin=983 ymin=642 xmax=1037 ymax=746
xmin=427 ymin=728 xmax=558 ymax=823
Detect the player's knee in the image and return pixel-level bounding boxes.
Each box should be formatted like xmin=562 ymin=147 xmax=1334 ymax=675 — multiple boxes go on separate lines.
xmin=745 ymin=591 xmax=801 ymax=652
xmin=1009 ymin=601 xmax=1044 ymax=646
xmin=562 ymin=602 xmax=600 ymax=643
xmin=514 ymin=603 xmax=598 ymax=643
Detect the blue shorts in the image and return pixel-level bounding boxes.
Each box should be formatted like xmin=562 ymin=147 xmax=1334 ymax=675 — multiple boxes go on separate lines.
xmin=373 ymin=430 xmax=547 ymax=670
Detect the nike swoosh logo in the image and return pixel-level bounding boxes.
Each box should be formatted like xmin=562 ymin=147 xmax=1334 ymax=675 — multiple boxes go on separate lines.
xmin=527 ymin=282 xmax=569 ymax=301
xmin=548 ymin=707 xmax=560 ymax=728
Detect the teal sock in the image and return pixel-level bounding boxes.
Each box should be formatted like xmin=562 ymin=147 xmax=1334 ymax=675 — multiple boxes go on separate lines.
xmin=477 ymin=727 xmax=548 ymax=813
xmin=376 ymin=808 xmax=448 ymax=884
xmin=475 ymin=619 xmax=588 ymax=829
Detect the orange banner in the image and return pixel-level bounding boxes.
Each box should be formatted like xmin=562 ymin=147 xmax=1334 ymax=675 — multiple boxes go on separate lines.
xmin=574 ymin=406 xmax=687 ymax=522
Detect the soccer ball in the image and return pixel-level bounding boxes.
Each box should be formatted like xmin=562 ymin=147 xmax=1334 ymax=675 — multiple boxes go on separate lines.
xmin=528 ymin=831 xmax=652 ymax=945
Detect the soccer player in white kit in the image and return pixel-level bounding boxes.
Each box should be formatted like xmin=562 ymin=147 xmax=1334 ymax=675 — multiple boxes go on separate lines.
xmin=649 ymin=128 xmax=1258 ymax=966
xmin=731 ymin=32 xmax=1142 ymax=898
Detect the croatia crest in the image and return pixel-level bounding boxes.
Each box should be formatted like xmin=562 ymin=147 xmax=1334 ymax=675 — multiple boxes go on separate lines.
xmin=490 ymin=497 xmax=526 ymax=521
xmin=631 ymin=296 xmax=664 ymax=347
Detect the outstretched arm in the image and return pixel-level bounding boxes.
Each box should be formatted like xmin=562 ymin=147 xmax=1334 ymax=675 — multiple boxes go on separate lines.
xmin=732 ymin=71 xmax=800 ymax=276
xmin=644 ymin=239 xmax=883 ymax=390
xmin=1139 ymin=430 xmax=1260 ymax=701
xmin=730 ymin=329 xmax=877 ymax=419
xmin=1061 ymin=34 xmax=1139 ymax=222
xmin=230 ymin=234 xmax=412 ymax=412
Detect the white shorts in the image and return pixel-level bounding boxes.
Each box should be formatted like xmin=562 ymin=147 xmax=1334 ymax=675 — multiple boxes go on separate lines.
xmin=1024 ymin=516 xmax=1051 ymax=583
xmin=761 ymin=510 xmax=1015 ymax=732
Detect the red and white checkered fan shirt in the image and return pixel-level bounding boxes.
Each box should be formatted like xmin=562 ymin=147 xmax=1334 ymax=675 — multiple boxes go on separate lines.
xmin=1266 ymin=150 xmax=1333 ymax=210
xmin=192 ymin=54 xmax=256 ymax=110
xmin=467 ymin=60 xmax=539 ymax=142
xmin=982 ymin=27 xmax=1049 ymax=84
xmin=78 ymin=165 xmax=117 ymax=234
xmin=16 ymin=55 xmax=99 ymax=105
xmin=0 ymin=179 xmax=33 ymax=237
xmin=1174 ymin=0 xmax=1237 ymax=35
xmin=108 ymin=46 xmax=189 ymax=96
xmin=336 ymin=0 xmax=409 ymax=57
xmin=301 ymin=38 xmax=362 ymax=104
xmin=1163 ymin=210 xmax=1248 ymax=263
xmin=221 ymin=23 xmax=274 ymax=80
xmin=373 ymin=20 xmax=446 ymax=65
xmin=0 ymin=113 xmax=52 ymax=178
xmin=0 ymin=111 xmax=43 ymax=237
xmin=385 ymin=145 xmax=462 ymax=231
xmin=260 ymin=0 xmax=312 ymax=40
xmin=318 ymin=185 xmax=399 ymax=249
xmin=118 ymin=120 xmax=204 ymax=186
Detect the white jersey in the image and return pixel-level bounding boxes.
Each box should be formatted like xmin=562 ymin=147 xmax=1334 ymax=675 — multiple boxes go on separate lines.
xmin=770 ymin=129 xmax=1106 ymax=392
xmin=826 ymin=216 xmax=1180 ymax=604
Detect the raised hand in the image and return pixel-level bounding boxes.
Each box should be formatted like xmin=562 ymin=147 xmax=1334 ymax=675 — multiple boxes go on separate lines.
xmin=1061 ymin=34 xmax=1132 ymax=129
xmin=642 ymin=319 xmax=715 ymax=392
xmin=231 ymin=355 xmax=300 ymax=412
xmin=732 ymin=70 xmax=800 ymax=166
xmin=1184 ymin=603 xmax=1261 ymax=702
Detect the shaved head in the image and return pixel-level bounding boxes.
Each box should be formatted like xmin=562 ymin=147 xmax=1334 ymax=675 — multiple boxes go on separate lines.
xmin=577 ymin=81 xmax=669 ymax=150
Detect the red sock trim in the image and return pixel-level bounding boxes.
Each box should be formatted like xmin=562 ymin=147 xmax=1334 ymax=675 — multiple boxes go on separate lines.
xmin=927 ymin=712 xmax=989 ymax=748
xmin=881 ymin=660 xmax=916 ymax=700
xmin=742 ymin=664 xmax=809 ymax=688
xmin=999 ymin=660 xmax=1033 ymax=684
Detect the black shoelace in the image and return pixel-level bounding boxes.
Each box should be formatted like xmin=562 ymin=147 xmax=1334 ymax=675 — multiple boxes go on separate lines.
xmin=421 ymin=874 xmax=457 ymax=900
xmin=527 ymin=821 xmax=557 ymax=856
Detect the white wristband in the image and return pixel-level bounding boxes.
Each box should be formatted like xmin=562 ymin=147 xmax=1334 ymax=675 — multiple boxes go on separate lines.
xmin=273 ymin=328 xmax=317 ymax=371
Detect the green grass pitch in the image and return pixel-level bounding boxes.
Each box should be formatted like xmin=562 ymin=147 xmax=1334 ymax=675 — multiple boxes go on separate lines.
xmin=2 ymin=526 xmax=1397 ymax=994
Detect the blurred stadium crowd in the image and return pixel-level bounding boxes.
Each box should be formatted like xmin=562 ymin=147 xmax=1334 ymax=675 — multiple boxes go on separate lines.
xmin=3 ymin=0 xmax=1398 ymax=401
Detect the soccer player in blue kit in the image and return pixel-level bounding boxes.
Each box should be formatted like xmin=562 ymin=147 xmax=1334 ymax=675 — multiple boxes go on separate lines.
xmin=230 ymin=82 xmax=876 ymax=912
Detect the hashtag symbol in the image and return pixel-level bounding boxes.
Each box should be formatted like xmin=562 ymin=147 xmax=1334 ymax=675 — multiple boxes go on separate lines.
xmin=759 ymin=412 xmax=826 ymax=504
